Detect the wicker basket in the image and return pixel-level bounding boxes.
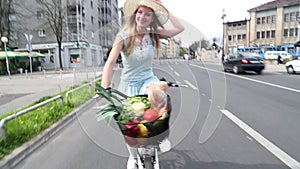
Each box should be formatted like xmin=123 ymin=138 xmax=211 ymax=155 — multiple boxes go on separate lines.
xmin=115 ymin=95 xmax=171 ymax=147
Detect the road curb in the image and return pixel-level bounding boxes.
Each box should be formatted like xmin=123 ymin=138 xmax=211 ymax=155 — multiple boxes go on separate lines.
xmin=0 ymin=98 xmax=98 ymax=169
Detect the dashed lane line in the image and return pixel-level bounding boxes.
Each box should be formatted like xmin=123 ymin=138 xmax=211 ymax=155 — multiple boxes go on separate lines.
xmin=222 ymin=109 xmax=300 ymax=169
xmin=174 ymin=71 xmax=180 ymax=77
xmin=168 ymin=65 xmax=197 ymax=90
xmin=184 ymin=80 xmax=198 ymax=90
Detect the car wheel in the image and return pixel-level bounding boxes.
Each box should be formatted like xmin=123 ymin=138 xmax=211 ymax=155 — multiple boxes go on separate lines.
xmin=287 ymin=66 xmax=295 ymax=74
xmin=233 ymin=65 xmax=239 ymax=74
xmin=256 ymin=70 xmax=262 ymax=75
xmin=223 ymin=66 xmax=227 ymax=72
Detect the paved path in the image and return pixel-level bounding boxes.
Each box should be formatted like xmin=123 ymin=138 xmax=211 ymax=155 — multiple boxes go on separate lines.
xmin=0 ymin=67 xmax=103 ymax=115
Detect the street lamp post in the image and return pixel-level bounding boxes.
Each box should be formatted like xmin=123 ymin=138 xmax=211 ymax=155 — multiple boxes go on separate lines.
xmin=24 ymin=33 xmax=33 ymax=75
xmin=221 ymin=9 xmax=226 ymax=57
xmin=1 ymin=36 xmax=11 ymax=78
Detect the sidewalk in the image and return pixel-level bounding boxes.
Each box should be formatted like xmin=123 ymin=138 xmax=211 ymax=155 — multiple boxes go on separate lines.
xmin=264 ymin=62 xmax=286 ymax=73
xmin=0 ymin=67 xmax=103 ymax=115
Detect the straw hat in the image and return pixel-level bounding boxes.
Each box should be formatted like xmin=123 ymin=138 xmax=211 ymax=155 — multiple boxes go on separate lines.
xmin=123 ymin=0 xmax=169 ymax=25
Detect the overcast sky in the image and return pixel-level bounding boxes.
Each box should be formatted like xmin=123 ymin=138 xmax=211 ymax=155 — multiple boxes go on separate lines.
xmin=118 ymin=0 xmax=271 ymax=44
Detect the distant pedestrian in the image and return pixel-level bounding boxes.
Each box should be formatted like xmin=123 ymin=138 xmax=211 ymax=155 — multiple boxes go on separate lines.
xmin=221 ymin=54 xmax=225 ymax=62
xmin=277 ymin=54 xmax=283 ymax=64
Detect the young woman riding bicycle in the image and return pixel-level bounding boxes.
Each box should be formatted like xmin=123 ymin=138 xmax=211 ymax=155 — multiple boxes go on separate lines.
xmin=100 ymin=0 xmax=184 ymax=168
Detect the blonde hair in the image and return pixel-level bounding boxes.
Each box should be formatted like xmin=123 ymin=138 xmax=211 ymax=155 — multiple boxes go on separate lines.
xmin=122 ymin=7 xmax=164 ymax=58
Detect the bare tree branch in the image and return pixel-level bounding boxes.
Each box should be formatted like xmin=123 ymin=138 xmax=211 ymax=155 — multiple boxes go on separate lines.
xmin=35 ymin=0 xmax=65 ymax=70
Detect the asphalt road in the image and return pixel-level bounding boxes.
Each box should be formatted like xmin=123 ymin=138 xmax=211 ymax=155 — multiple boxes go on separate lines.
xmin=10 ymin=59 xmax=300 ymax=169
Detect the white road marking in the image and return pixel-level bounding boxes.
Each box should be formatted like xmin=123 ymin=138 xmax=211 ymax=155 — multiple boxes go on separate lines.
xmin=184 ymin=80 xmax=198 ymax=90
xmin=227 ymin=73 xmax=300 ymax=93
xmin=191 ymin=64 xmax=300 ymax=93
xmin=222 ymin=109 xmax=300 ymax=169
xmin=174 ymin=71 xmax=180 ymax=77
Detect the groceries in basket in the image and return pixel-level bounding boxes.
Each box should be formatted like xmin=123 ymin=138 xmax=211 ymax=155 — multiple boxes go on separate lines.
xmin=95 ymin=81 xmax=170 ymax=146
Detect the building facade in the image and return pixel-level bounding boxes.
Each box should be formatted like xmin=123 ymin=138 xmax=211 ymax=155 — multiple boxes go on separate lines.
xmin=224 ymin=0 xmax=300 ymax=56
xmin=8 ymin=0 xmax=120 ymax=70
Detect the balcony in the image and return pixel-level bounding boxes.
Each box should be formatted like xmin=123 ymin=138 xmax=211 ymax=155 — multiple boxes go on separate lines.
xmin=67 ymin=15 xmax=85 ymax=25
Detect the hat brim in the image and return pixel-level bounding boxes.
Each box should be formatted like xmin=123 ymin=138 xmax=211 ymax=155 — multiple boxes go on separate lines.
xmin=123 ymin=0 xmax=169 ymax=25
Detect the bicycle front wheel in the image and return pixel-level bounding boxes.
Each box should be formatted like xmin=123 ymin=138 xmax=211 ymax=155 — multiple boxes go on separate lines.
xmin=144 ymin=156 xmax=154 ymax=169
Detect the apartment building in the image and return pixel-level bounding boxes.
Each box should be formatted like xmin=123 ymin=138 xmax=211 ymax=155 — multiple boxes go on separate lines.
xmin=224 ymin=0 xmax=300 ymax=55
xmin=8 ymin=0 xmax=120 ymax=69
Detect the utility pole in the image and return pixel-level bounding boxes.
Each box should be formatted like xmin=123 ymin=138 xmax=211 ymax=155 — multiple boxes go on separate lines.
xmin=221 ymin=9 xmax=226 ymax=57
xmin=296 ymin=16 xmax=300 ymax=59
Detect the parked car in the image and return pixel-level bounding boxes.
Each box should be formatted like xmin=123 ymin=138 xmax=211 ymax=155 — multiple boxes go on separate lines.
xmin=285 ymin=59 xmax=300 ymax=74
xmin=223 ymin=52 xmax=265 ymax=74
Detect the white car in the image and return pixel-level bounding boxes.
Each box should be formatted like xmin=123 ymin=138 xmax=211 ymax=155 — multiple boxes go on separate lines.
xmin=285 ymin=59 xmax=300 ymax=74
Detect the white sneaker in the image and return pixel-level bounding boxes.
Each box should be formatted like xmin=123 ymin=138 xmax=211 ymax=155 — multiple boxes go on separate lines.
xmin=127 ymin=158 xmax=138 ymax=169
xmin=159 ymin=138 xmax=171 ymax=152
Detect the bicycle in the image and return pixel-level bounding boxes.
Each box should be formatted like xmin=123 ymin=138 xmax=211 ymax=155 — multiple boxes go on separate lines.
xmin=96 ymin=78 xmax=186 ymax=169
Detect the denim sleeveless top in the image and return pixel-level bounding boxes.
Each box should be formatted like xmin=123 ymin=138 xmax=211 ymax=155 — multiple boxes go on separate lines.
xmin=117 ymin=30 xmax=158 ymax=96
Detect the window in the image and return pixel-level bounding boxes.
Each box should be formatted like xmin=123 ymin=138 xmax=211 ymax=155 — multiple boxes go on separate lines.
xmin=256 ymin=32 xmax=260 ymax=39
xmin=37 ymin=11 xmax=44 ymax=19
xmin=242 ymin=34 xmax=246 ymax=40
xmin=271 ymin=30 xmax=275 ymax=38
xmin=91 ymin=16 xmax=94 ymax=24
xmin=262 ymin=17 xmax=266 ymax=24
xmin=283 ymin=29 xmax=288 ymax=37
xmin=284 ymin=13 xmax=289 ymax=22
xmin=261 ymin=31 xmax=265 ymax=38
xmin=256 ymin=18 xmax=261 ymax=24
xmin=228 ymin=35 xmax=232 ymax=41
xmin=266 ymin=31 xmax=270 ymax=38
xmin=290 ymin=28 xmax=294 ymax=37
xmin=91 ymin=0 xmax=93 ymax=8
xmin=296 ymin=28 xmax=298 ymax=36
xmin=290 ymin=12 xmax=296 ymax=22
xmin=271 ymin=15 xmax=276 ymax=23
xmin=237 ymin=34 xmax=241 ymax=40
xmin=266 ymin=16 xmax=271 ymax=24
xmin=38 ymin=29 xmax=46 ymax=37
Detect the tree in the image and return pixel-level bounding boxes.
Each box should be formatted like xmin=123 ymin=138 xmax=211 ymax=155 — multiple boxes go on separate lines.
xmin=35 ymin=0 xmax=65 ymax=70
xmin=179 ymin=47 xmax=186 ymax=56
xmin=189 ymin=39 xmax=210 ymax=52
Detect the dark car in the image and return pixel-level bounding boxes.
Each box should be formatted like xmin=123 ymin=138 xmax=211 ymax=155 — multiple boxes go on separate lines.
xmin=223 ymin=52 xmax=265 ymax=74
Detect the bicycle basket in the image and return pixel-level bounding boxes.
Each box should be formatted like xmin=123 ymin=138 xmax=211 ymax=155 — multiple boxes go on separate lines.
xmin=114 ymin=95 xmax=172 ymax=147
xmin=115 ymin=113 xmax=170 ymax=147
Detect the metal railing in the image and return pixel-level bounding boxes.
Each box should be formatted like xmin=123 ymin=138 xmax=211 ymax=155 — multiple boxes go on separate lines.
xmin=0 ymin=95 xmax=64 ymax=141
xmin=65 ymin=82 xmax=92 ymax=104
xmin=65 ymin=77 xmax=101 ymax=104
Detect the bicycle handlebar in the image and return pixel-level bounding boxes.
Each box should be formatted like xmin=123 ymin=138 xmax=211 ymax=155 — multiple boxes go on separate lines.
xmin=105 ymin=77 xmax=187 ymax=99
xmin=160 ymin=77 xmax=188 ymax=88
